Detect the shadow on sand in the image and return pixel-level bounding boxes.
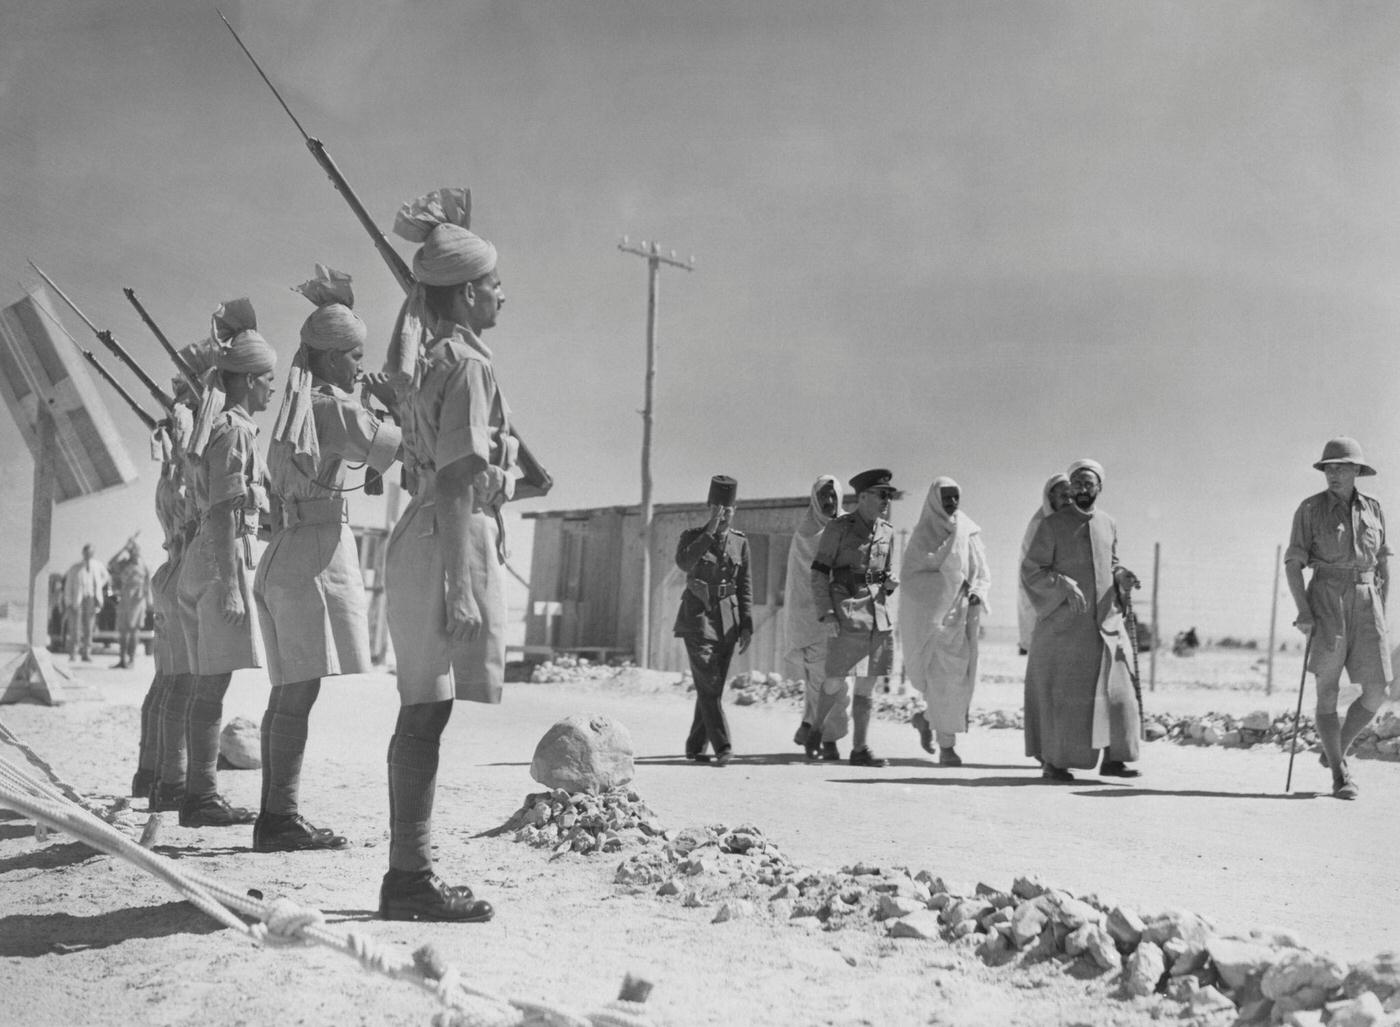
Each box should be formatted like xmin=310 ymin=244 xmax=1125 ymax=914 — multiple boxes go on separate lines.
xmin=0 ymin=900 xmax=223 ymax=957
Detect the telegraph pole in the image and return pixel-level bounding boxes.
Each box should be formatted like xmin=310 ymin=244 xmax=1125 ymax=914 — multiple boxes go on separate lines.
xmin=618 ymin=237 xmax=693 ymax=667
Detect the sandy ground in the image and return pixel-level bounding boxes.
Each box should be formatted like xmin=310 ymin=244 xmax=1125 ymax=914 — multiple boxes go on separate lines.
xmin=1 ymin=640 xmax=1396 ymax=1027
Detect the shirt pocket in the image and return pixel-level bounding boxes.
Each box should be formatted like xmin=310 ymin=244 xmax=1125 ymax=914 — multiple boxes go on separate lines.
xmin=1357 ymin=510 xmax=1383 ymax=561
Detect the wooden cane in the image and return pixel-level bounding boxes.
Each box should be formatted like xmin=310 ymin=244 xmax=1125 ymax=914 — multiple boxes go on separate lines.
xmin=1284 ymin=631 xmax=1314 ymax=793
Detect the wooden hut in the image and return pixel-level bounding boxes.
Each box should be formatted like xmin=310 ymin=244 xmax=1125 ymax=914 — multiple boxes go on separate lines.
xmin=523 ymin=495 xmax=835 ymax=674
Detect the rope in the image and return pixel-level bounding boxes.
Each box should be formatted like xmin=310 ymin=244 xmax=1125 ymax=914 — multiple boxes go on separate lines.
xmin=0 ymin=752 xmax=659 ymax=1027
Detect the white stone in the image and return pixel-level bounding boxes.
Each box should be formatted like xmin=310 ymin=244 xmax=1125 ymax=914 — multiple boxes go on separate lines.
xmin=1206 ymin=936 xmax=1278 ymax=992
xmin=877 ymin=894 xmax=926 ymax=921
xmin=1328 ymin=992 xmax=1386 ymax=1027
xmin=711 ymin=899 xmax=755 ymax=923
xmin=1124 ymin=940 xmax=1166 ymax=997
xmin=218 ymin=716 xmax=261 ymax=769
xmin=529 ymin=714 xmax=635 ymax=793
xmin=1262 ymin=950 xmax=1346 ymax=1003
xmin=888 ymin=909 xmax=944 ymax=940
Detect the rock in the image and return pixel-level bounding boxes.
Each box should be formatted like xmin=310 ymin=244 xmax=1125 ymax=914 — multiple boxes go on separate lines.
xmin=1189 ymin=984 xmax=1236 ymax=1014
xmin=877 ymin=895 xmax=925 ymax=921
xmin=1065 ymin=923 xmax=1094 ymax=956
xmin=1206 ymin=937 xmax=1277 ymax=996
xmin=1371 ymin=711 xmax=1400 ymax=740
xmin=1106 ymin=906 xmax=1145 ymax=951
xmin=656 ymin=879 xmax=680 ymax=896
xmin=888 ymin=910 xmax=944 ymax=940
xmin=770 ymin=883 xmax=799 ymax=901
xmin=940 ymin=898 xmax=992 ymax=926
xmin=951 ymin=918 xmax=980 ymax=939
xmin=1242 ymin=710 xmax=1273 ymax=732
xmin=1327 ymin=992 xmax=1386 ymax=1027
xmin=1261 ymin=950 xmax=1346 ymax=1005
xmin=1345 ymin=953 xmax=1400 ymax=1002
xmin=1144 ymin=722 xmax=1167 ymax=741
xmin=528 ymin=714 xmax=635 ymax=794
xmin=1200 ymin=725 xmax=1223 ymax=745
xmin=1142 ymin=909 xmax=1213 ymax=948
xmin=1010 ymin=899 xmax=1051 ymax=948
xmin=1124 ymin=940 xmax=1167 ymax=997
xmin=218 ymin=716 xmax=261 ymax=769
xmin=1280 ymin=1012 xmax=1324 ymax=1027
xmin=1055 ymin=897 xmax=1102 ymax=930
xmin=1011 ymin=875 xmax=1048 ymax=900
xmin=712 ymin=900 xmax=755 ymax=923
xmin=977 ymin=929 xmax=1013 ymax=965
xmin=1083 ymin=925 xmax=1122 ymax=972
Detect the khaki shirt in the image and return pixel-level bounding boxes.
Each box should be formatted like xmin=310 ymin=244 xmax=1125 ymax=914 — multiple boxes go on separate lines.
xmin=810 ymin=512 xmax=898 ymax=632
xmin=1284 ymin=489 xmax=1389 ymax=575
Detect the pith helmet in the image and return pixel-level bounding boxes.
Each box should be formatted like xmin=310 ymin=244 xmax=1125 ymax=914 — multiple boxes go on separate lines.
xmin=1313 ymin=436 xmax=1376 ymax=477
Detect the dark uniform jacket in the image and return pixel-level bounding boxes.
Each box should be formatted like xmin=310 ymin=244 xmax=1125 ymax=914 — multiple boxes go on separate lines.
xmin=811 ymin=512 xmax=897 ymax=633
xmin=672 ymin=527 xmax=753 ymax=644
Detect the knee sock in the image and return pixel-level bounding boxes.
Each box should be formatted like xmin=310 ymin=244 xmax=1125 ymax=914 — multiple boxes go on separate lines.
xmin=852 ymin=694 xmax=872 ymax=750
xmin=260 ymin=680 xmax=320 ymax=816
xmin=158 ymin=674 xmax=193 ymax=789
xmin=387 ymin=732 xmax=440 ymax=873
xmin=1340 ymin=702 xmax=1378 ymax=758
xmin=185 ymin=675 xmax=231 ymax=802
xmin=1315 ymin=712 xmax=1344 ymax=782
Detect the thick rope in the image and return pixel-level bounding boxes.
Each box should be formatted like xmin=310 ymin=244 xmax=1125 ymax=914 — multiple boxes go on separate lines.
xmin=0 ymin=752 xmax=659 ymax=1027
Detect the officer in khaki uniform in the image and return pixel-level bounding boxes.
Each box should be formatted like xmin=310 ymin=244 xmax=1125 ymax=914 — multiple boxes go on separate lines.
xmin=675 ymin=475 xmax=753 ymax=767
xmin=810 ymin=468 xmax=899 ymax=766
xmin=1284 ymin=436 xmax=1391 ymax=801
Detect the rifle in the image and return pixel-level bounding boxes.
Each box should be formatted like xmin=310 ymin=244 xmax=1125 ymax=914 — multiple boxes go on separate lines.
xmin=122 ymin=288 xmax=201 ymax=394
xmin=28 ymin=262 xmax=176 ymax=413
xmin=1116 ymin=580 xmax=1146 ymax=737
xmin=219 ymin=11 xmax=552 ymax=499
xmin=29 ymin=290 xmax=160 ymax=431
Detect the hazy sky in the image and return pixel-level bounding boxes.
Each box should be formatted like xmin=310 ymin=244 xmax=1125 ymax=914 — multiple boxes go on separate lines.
xmin=1 ymin=1 xmax=1397 ymax=641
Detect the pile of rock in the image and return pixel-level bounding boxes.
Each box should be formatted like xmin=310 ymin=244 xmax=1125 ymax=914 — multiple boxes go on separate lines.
xmin=1149 ymin=709 xmax=1400 ymax=762
xmin=499 ymin=787 xmax=663 ymax=855
xmin=726 ymin=671 xmax=804 ymax=706
xmin=529 ymin=656 xmax=627 ymax=684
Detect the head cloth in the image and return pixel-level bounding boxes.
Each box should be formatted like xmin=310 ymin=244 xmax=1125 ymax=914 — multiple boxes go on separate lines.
xmin=189 ymin=298 xmax=275 ymax=458
xmin=385 ymin=187 xmax=497 ymax=389
xmin=1067 ymin=458 xmax=1105 ymax=485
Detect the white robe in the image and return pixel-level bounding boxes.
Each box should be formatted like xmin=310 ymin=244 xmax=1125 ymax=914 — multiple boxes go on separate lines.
xmin=1017 ymin=474 xmax=1069 ymax=652
xmin=897 ymin=477 xmax=990 ymax=738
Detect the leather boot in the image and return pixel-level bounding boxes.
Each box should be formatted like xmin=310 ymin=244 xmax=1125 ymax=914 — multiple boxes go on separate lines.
xmin=379 ymin=869 xmax=494 ymax=922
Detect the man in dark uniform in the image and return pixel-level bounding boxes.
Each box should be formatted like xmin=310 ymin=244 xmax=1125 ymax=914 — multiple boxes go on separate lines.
xmin=674 ymin=475 xmax=753 ymax=767
xmin=810 ymin=468 xmax=900 ymax=767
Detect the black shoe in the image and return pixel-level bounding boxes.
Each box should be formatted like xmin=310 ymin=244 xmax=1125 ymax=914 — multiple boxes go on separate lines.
xmin=178 ymin=794 xmax=256 ymax=827
xmin=1041 ymin=766 xmax=1075 ymax=782
xmin=911 ymin=712 xmax=935 ymax=754
xmin=148 ymin=782 xmax=185 ymax=813
xmin=253 ymin=813 xmax=349 ymax=853
xmin=793 ymin=722 xmax=812 ymax=747
xmin=131 ymin=768 xmax=155 ymax=798
xmin=686 ymin=751 xmax=712 ymax=763
xmin=714 ymin=750 xmax=733 ymax=767
xmin=820 ymin=742 xmax=841 ymax=761
xmin=1333 ymin=773 xmax=1359 ymax=800
xmin=379 ymin=870 xmax=494 ymax=923
xmin=938 ymin=747 xmax=963 ymax=767
xmin=1099 ymin=760 xmax=1141 ymax=778
xmin=849 ymin=746 xmax=888 ymax=768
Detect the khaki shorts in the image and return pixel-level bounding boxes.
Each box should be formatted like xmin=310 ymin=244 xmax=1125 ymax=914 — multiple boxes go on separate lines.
xmin=825 ymin=628 xmax=894 ymax=680
xmin=1307 ymin=582 xmax=1392 ymax=693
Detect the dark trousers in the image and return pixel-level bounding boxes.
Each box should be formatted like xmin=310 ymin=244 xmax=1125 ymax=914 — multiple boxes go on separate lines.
xmin=684 ymin=637 xmax=735 ymax=756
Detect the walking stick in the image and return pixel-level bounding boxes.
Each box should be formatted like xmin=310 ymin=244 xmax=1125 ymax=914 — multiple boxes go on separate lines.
xmin=1284 ymin=631 xmax=1314 ymax=793
xmin=1117 ymin=583 xmax=1146 ymax=736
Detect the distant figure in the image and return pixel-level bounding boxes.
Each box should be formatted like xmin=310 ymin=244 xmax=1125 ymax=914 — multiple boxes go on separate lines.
xmin=675 ymin=475 xmax=753 ymax=767
xmin=1173 ymin=627 xmax=1200 ymax=657
xmin=64 ymin=543 xmax=109 ymax=662
xmin=1022 ymin=459 xmax=1142 ymax=781
xmin=1017 ymin=475 xmax=1070 ymax=655
xmin=810 ymin=468 xmax=900 ymax=767
xmin=783 ymin=474 xmax=840 ymax=759
xmin=108 ymin=538 xmax=152 ymax=669
xmin=900 ymin=477 xmax=990 ymax=766
xmin=1284 ymin=436 xmax=1391 ymax=801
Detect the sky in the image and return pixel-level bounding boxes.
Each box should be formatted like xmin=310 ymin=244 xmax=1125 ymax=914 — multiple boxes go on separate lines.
xmin=1 ymin=0 xmax=1398 ymax=643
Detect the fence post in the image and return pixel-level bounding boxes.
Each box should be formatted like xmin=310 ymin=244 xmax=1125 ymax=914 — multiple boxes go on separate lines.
xmin=1149 ymin=541 xmax=1160 ymax=692
xmin=1265 ymin=543 xmax=1281 ymax=695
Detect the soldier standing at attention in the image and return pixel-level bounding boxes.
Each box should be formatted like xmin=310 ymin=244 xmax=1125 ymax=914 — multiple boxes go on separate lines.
xmin=174 ymin=300 xmax=276 ymax=828
xmin=109 ymin=539 xmax=152 ymax=670
xmin=253 ymin=265 xmax=402 ymax=852
xmin=1284 ymin=437 xmax=1391 ymax=801
xmin=810 ymin=468 xmax=900 ymax=767
xmin=379 ymin=188 xmax=521 ymax=923
xmin=675 ymin=475 xmax=753 ymax=767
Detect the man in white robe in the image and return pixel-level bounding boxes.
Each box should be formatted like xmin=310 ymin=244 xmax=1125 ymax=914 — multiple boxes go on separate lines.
xmin=783 ymin=475 xmax=840 ymax=758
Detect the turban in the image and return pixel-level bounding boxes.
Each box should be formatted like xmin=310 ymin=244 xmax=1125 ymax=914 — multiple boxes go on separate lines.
xmin=1067 ymin=458 xmax=1105 ymax=484
xmin=385 ymin=187 xmax=498 ymax=387
xmin=273 ymin=266 xmax=365 ymax=464
xmin=297 ymin=265 xmax=367 ymax=352
xmin=189 ymin=298 xmax=275 ymax=458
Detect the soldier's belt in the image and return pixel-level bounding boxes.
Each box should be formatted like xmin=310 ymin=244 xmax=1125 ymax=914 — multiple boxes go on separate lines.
xmin=714 ymin=581 xmax=736 ymax=599
xmin=833 ymin=568 xmax=887 ymax=587
xmin=279 ymin=497 xmax=348 ymax=530
xmin=1312 ymin=566 xmax=1375 ymax=585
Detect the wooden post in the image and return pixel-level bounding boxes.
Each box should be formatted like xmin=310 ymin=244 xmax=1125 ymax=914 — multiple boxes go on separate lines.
xmin=1149 ymin=541 xmax=1160 ymax=692
xmin=618 ymin=238 xmax=693 ymax=667
xmin=1265 ymin=543 xmax=1281 ymax=695
xmin=2 ymin=402 xmax=68 ymax=704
